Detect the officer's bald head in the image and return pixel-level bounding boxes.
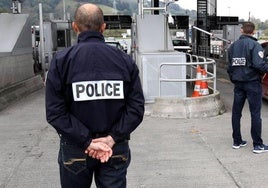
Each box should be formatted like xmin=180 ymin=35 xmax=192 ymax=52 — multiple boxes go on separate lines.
xmin=73 ymin=3 xmax=105 ymax=33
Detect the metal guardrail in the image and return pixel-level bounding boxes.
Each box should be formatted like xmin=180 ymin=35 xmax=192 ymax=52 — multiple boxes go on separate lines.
xmin=159 ymin=53 xmax=216 ymax=97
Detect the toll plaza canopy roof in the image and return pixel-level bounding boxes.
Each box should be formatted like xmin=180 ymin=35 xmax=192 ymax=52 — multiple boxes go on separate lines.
xmin=0 ymin=13 xmax=29 ymax=53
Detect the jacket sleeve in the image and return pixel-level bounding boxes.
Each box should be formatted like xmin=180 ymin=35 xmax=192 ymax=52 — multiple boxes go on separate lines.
xmin=251 ymin=44 xmax=268 ymax=74
xmin=109 ymin=58 xmax=145 ymax=142
xmin=45 ymin=57 xmax=92 ymax=149
xmin=227 ymin=45 xmax=234 ymax=81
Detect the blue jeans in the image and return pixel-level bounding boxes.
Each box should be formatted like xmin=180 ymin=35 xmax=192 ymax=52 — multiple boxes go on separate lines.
xmin=58 ymin=137 xmax=130 ymax=188
xmin=232 ymin=81 xmax=263 ymax=147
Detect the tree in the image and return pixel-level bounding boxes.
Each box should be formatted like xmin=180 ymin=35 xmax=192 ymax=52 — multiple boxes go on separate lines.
xmin=263 ymin=29 xmax=268 ymax=37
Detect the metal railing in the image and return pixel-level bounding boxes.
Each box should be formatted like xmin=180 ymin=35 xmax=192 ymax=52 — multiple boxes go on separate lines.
xmin=159 ymin=53 xmax=216 ymax=97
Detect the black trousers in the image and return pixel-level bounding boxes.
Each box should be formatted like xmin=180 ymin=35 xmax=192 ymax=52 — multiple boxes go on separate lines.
xmin=232 ymin=81 xmax=263 ymax=147
xmin=58 ymin=137 xmax=130 ymax=188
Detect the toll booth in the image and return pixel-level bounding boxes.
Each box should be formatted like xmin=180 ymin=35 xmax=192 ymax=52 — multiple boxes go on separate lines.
xmin=169 ymin=15 xmax=190 ymax=41
xmin=32 ymin=19 xmax=72 ymax=72
xmin=133 ymin=2 xmax=187 ymax=103
xmin=194 ymin=0 xmax=217 ymax=56
xmin=103 ymin=13 xmax=187 ymax=102
xmin=222 ymin=24 xmax=241 ymax=62
xmin=0 ymin=13 xmax=34 ymax=89
xmin=104 ymin=15 xmax=132 ymax=29
xmin=52 ymin=20 xmax=72 ymax=51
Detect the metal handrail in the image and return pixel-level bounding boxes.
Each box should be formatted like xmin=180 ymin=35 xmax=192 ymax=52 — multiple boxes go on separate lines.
xmin=158 ymin=54 xmax=216 ymax=97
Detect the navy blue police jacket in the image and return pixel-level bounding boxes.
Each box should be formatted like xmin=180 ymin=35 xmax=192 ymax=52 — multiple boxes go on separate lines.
xmin=227 ymin=34 xmax=268 ymax=83
xmin=45 ymin=31 xmax=145 ymax=149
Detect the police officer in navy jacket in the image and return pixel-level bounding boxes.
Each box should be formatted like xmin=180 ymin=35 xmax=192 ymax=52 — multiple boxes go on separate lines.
xmin=45 ymin=3 xmax=144 ymax=187
xmin=228 ymin=21 xmax=268 ymax=154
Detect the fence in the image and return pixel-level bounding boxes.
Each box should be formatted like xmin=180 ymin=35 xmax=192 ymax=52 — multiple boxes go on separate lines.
xmin=159 ymin=53 xmax=216 ymax=97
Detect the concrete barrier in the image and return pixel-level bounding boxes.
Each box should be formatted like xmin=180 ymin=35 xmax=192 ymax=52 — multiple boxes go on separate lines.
xmin=0 ymin=75 xmax=44 ymax=111
xmin=151 ymin=90 xmax=226 ymax=118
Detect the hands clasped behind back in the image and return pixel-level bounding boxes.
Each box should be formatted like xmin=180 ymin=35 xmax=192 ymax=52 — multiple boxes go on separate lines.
xmin=84 ymin=135 xmax=115 ymax=163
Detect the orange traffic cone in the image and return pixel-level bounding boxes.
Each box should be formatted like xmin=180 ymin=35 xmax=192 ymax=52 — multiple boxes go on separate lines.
xmin=191 ymin=65 xmax=202 ymax=97
xmin=196 ymin=65 xmax=202 ymax=79
xmin=200 ymin=69 xmax=209 ymax=96
xmin=192 ymin=80 xmax=201 ymax=97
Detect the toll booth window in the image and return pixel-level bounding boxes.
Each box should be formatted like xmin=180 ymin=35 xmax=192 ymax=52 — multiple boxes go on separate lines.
xmin=172 ymin=39 xmax=189 ymax=46
xmin=57 ymin=30 xmax=66 ymax=47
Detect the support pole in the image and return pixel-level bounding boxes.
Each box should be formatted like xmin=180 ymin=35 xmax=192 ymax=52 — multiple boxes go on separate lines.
xmin=152 ymin=0 xmax=159 ymax=14
xmin=39 ymin=3 xmax=45 ymax=80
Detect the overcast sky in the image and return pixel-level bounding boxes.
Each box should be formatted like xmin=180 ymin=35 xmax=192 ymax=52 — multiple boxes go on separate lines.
xmin=176 ymin=0 xmax=267 ymax=21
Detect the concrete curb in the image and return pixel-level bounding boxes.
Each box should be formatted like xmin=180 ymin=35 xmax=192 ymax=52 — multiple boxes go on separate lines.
xmin=150 ymin=90 xmax=226 ymax=118
xmin=0 ymin=75 xmax=44 ymax=111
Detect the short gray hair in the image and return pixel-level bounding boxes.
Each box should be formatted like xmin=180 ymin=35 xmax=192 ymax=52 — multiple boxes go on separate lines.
xmin=74 ymin=4 xmax=104 ymax=32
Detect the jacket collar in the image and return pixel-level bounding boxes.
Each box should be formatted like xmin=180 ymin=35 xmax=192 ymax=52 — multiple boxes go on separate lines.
xmin=77 ymin=31 xmax=105 ymax=43
xmin=239 ymin=34 xmax=257 ymax=41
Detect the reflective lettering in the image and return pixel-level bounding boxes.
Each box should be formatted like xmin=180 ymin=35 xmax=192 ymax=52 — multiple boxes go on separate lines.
xmin=72 ymin=80 xmax=124 ymax=101
xmin=86 ymin=84 xmax=94 ymax=97
xmin=232 ymin=57 xmax=246 ymax=66
xmin=106 ymin=83 xmax=113 ymax=96
xmin=76 ymin=84 xmax=85 ymax=99
xmin=101 ymin=83 xmax=105 ymax=96
xmin=95 ymin=83 xmax=101 ymax=97
xmin=114 ymin=83 xmax=120 ymax=96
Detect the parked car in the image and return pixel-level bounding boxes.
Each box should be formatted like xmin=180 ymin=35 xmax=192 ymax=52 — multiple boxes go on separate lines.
xmin=172 ymin=38 xmax=192 ymax=53
xmin=261 ymin=42 xmax=268 ymax=99
xmin=119 ymin=40 xmax=128 ymax=53
xmin=105 ymin=37 xmax=127 ymax=53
